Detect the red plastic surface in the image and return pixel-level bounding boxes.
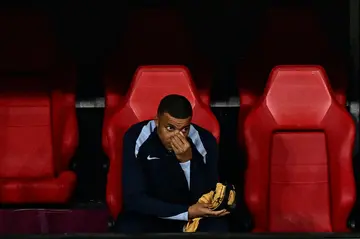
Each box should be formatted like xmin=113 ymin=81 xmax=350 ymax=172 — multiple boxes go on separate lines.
xmin=0 ymin=87 xmax=78 ymax=203
xmin=244 ymin=65 xmax=355 ymax=232
xmin=237 ymin=8 xmax=348 ymax=148
xmin=0 ymin=9 xmax=78 ymax=204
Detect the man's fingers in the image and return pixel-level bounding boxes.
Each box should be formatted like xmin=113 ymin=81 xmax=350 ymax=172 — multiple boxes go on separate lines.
xmin=173 ymin=134 xmax=185 ymax=146
xmin=171 ymin=136 xmax=185 ymax=152
xmin=198 ymin=203 xmax=211 ymax=208
xmin=218 ymin=211 xmax=230 ymax=217
xmin=170 ymin=141 xmax=181 ymax=153
xmin=202 ymin=208 xmax=217 ymax=217
xmin=214 ymin=210 xmax=230 ymax=217
xmin=211 ymin=209 xmax=227 ymax=217
xmin=171 ymin=138 xmax=183 ymax=151
xmin=174 ymin=134 xmax=190 ymax=151
xmin=200 ymin=209 xmax=228 ymax=218
xmin=176 ymin=133 xmax=187 ymax=144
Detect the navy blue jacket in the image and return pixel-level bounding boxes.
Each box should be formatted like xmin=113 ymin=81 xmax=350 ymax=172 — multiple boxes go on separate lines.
xmin=122 ymin=120 xmax=219 ymax=218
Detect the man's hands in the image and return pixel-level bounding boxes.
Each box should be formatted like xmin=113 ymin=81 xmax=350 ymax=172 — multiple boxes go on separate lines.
xmin=170 ymin=132 xmax=192 ymax=162
xmin=188 ymin=203 xmax=230 ymax=219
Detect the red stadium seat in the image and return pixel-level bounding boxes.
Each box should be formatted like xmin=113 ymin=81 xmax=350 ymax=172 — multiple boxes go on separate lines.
xmin=244 ymin=65 xmax=356 ymax=232
xmin=103 ymin=66 xmax=219 ymax=219
xmin=237 ymin=7 xmax=348 ymax=148
xmin=0 ymin=9 xmax=78 ymax=204
xmin=0 ymin=86 xmax=78 ymax=204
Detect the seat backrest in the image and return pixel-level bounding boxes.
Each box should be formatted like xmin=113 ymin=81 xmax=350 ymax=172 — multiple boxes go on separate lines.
xmin=0 ymin=9 xmax=78 ymax=178
xmin=237 ymin=7 xmax=348 ymax=149
xmin=244 ymin=65 xmax=355 ymax=232
xmin=238 ymin=7 xmax=348 ymax=106
xmin=0 ymin=86 xmax=54 ymax=179
xmin=110 ymin=65 xmax=219 ymax=141
xmin=0 ymin=79 xmax=77 ymax=179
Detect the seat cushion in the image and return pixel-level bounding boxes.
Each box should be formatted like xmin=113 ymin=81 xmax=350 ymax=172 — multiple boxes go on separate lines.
xmin=269 ymin=132 xmax=332 ymax=232
xmin=0 ymin=171 xmax=76 ymax=203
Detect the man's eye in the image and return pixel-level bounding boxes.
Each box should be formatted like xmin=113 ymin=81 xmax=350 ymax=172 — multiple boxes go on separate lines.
xmin=181 ymin=128 xmax=188 ymax=133
xmin=166 ymin=126 xmax=174 ymax=131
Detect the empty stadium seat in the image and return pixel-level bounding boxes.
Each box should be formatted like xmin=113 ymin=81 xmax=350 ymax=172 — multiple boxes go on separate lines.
xmin=243 ymin=65 xmax=356 ymax=232
xmin=0 ymin=9 xmax=78 ymax=204
xmin=103 ymin=8 xmax=213 ymax=120
xmin=0 ymin=86 xmax=78 ymax=204
xmin=103 ymin=66 xmax=219 ymax=219
xmin=237 ymin=7 xmax=349 ymax=147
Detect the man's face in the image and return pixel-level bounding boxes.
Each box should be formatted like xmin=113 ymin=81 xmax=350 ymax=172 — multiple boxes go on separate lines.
xmin=156 ymin=113 xmax=191 ymax=151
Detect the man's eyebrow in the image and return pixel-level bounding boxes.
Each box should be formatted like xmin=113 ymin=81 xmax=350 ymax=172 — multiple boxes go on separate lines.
xmin=167 ymin=124 xmax=190 ymax=130
xmin=181 ymin=125 xmax=190 ymax=130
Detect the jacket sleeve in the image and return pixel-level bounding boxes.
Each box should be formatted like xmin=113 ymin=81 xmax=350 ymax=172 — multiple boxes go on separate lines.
xmin=122 ymin=130 xmax=189 ymax=218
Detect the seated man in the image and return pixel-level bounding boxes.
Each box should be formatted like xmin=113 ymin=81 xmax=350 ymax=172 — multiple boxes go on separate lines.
xmin=115 ymin=94 xmax=229 ymax=233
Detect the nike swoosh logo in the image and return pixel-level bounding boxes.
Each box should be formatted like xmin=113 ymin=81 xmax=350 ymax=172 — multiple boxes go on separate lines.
xmin=147 ymin=156 xmax=160 ymax=160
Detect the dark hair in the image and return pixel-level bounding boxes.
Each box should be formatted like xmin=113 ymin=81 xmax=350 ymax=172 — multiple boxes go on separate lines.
xmin=157 ymin=94 xmax=193 ymax=119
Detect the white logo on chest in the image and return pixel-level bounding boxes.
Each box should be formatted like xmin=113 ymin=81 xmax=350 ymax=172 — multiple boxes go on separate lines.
xmin=147 ymin=155 xmax=160 ymax=160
